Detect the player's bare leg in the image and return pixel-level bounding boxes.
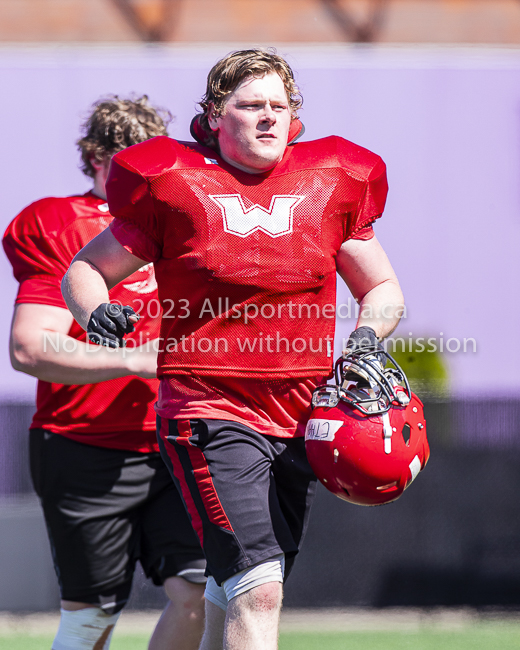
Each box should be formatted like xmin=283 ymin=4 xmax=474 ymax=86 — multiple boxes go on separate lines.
xmin=199 ymin=599 xmax=226 ymax=650
xmin=223 ymin=582 xmax=282 ymax=650
xmin=149 ymin=577 xmax=205 ymax=650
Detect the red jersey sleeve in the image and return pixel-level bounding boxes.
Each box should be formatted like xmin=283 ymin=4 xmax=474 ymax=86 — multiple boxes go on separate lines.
xmin=106 ymin=156 xmax=160 ymax=244
xmin=353 ymin=156 xmax=388 ymax=235
xmin=3 ymin=199 xmax=71 ymax=308
xmin=106 ymin=137 xmax=183 ymax=252
xmin=321 ymin=136 xmax=387 ymax=241
xmin=350 ymin=224 xmax=375 ymax=240
xmin=109 ymin=219 xmax=161 ymax=262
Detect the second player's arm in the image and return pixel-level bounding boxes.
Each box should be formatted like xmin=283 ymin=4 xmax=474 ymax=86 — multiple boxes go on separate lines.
xmin=336 ymin=235 xmax=404 ymax=340
xmin=10 ymin=302 xmax=157 ymax=384
xmin=9 ymin=227 xmax=159 ymax=386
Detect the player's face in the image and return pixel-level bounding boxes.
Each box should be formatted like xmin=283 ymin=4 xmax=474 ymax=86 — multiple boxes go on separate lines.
xmin=209 ymin=72 xmax=292 ymax=174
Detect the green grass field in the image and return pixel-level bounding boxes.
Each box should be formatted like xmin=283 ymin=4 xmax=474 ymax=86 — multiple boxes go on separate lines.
xmin=2 ymin=623 xmax=520 ymax=650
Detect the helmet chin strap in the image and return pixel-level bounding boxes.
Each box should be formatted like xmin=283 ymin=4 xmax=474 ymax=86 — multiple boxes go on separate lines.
xmin=364 ymin=380 xmax=394 ymax=453
xmin=382 ymin=411 xmax=393 ymax=454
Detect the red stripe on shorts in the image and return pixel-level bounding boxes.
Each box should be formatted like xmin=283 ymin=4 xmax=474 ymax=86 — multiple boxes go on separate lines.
xmin=175 ymin=420 xmax=234 ymax=533
xmin=158 ymin=417 xmax=204 ymax=544
xmin=177 ymin=420 xmax=193 ymax=438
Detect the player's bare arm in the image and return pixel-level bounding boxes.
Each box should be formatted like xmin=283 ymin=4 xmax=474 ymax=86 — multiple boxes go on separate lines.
xmin=62 ymin=227 xmax=146 ymax=331
xmin=10 ymin=302 xmax=158 ymax=384
xmin=336 ymin=234 xmax=404 ymax=340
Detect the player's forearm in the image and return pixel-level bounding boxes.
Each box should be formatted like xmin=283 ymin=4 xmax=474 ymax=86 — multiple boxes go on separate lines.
xmin=61 ymin=259 xmax=110 ymax=331
xmin=354 ymin=279 xmax=404 ymax=340
xmin=10 ymin=332 xmax=140 ymax=384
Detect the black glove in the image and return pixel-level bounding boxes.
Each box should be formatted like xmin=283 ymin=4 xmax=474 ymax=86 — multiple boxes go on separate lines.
xmin=344 ymin=326 xmax=386 ymax=365
xmin=87 ymin=303 xmax=138 ymax=348
xmin=345 ymin=326 xmax=379 ymax=353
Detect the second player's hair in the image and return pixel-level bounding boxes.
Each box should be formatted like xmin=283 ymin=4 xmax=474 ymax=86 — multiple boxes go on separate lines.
xmin=198 ymin=48 xmax=303 ymax=149
xmin=77 ymin=95 xmax=172 ymax=178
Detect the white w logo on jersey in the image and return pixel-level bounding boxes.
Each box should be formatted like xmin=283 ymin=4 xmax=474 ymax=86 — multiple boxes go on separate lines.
xmin=210 ymin=194 xmax=305 ymax=238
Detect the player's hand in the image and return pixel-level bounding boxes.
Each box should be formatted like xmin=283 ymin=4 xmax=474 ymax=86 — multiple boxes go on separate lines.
xmin=87 ymin=303 xmax=139 ymax=348
xmin=343 ymin=326 xmax=385 ymax=365
xmin=344 ymin=326 xmax=379 ymax=354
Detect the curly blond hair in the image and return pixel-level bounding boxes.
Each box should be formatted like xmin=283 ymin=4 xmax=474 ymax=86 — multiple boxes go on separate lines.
xmin=77 ymin=95 xmax=172 ymax=178
xmin=197 ymin=48 xmax=303 ymax=149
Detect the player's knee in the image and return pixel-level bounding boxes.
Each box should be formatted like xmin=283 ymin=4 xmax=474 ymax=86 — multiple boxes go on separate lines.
xmin=240 ymin=581 xmax=283 ymax=613
xmin=52 ymin=607 xmax=121 ymax=650
xmin=164 ymin=575 xmax=205 ymax=618
xmin=204 ymin=555 xmax=285 ymax=613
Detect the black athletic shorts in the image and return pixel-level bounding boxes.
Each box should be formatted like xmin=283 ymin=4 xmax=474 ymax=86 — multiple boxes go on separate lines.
xmin=30 ymin=429 xmax=206 ymax=613
xmin=158 ymin=417 xmax=317 ymax=586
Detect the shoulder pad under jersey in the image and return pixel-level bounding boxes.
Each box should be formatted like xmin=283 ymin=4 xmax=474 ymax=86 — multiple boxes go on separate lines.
xmin=111 ymin=136 xmax=213 ymax=178
xmin=7 ymin=194 xmax=99 ymax=236
xmin=288 ymin=135 xmax=385 ymax=181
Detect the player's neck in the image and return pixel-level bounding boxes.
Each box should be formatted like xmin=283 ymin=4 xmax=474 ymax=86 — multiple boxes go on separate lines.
xmin=91 ymin=182 xmax=107 ymax=201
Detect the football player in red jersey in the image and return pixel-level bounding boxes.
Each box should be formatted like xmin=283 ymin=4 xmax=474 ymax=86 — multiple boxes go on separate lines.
xmin=62 ymin=51 xmax=405 ymax=650
xmin=3 ymin=97 xmax=206 ymax=650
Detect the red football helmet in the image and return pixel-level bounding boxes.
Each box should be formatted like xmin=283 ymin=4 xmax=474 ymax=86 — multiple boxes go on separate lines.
xmin=305 ymin=347 xmax=430 ymax=506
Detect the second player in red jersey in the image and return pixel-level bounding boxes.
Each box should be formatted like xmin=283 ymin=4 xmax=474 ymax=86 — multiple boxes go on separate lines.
xmin=4 ymin=191 xmax=160 ymax=450
xmin=4 ymin=96 xmax=206 ymax=650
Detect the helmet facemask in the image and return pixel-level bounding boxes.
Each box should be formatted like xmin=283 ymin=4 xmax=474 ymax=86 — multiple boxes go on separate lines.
xmin=312 ymin=346 xmax=411 ymax=416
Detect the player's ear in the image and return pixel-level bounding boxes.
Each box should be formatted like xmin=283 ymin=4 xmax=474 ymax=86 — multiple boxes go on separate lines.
xmin=90 ymin=156 xmax=103 ymax=172
xmin=207 ymin=103 xmax=220 ymax=132
xmin=90 ymin=155 xmax=109 ymax=173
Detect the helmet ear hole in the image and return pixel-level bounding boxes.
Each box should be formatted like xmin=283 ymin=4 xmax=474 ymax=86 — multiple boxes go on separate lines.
xmin=401 ymin=423 xmax=411 ymax=445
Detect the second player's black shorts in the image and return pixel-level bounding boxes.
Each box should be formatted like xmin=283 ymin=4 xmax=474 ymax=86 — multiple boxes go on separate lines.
xmin=30 ymin=428 xmax=206 ymax=613
xmin=158 ymin=417 xmax=317 ymax=586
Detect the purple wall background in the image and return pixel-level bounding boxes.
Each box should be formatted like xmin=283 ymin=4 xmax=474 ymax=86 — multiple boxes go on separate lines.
xmin=1 ymin=45 xmax=519 ymax=400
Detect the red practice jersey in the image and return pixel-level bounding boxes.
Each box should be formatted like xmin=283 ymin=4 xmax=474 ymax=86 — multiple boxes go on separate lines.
xmin=106 ymin=135 xmax=387 ymax=438
xmin=107 ymin=135 xmax=387 ymax=379
xmin=3 ymin=192 xmax=161 ymax=452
